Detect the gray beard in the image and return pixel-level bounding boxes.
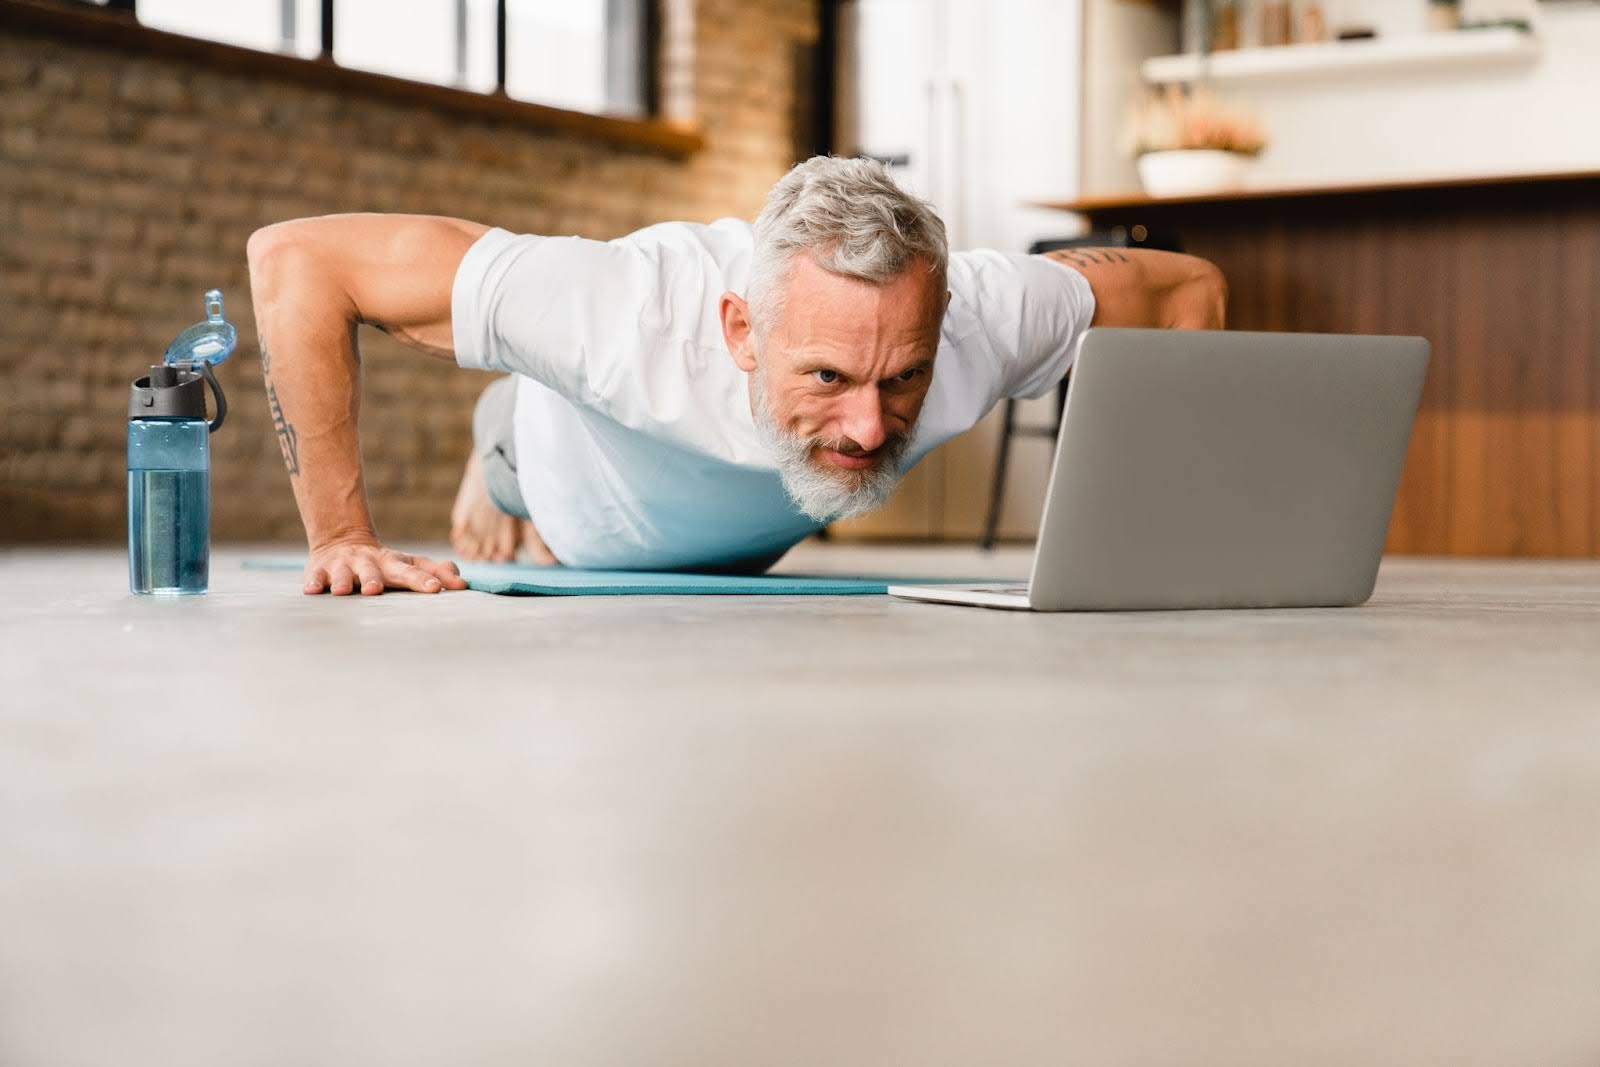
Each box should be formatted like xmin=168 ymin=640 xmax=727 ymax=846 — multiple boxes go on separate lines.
xmin=750 ymin=365 xmax=913 ymax=523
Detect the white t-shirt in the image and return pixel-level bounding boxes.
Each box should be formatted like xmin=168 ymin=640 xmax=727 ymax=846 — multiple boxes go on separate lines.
xmin=451 ymin=218 xmax=1096 ymax=570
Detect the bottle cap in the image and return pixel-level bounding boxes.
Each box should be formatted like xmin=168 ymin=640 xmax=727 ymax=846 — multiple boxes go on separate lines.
xmin=130 ymin=364 xmax=208 ymax=420
xmin=162 ymin=289 xmax=237 ymax=367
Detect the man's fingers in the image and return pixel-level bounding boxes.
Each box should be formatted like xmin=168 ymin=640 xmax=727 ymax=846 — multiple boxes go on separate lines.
xmin=304 ymin=565 xmax=329 ymax=595
xmin=328 ymin=561 xmax=357 ymax=596
xmin=384 ymin=558 xmax=443 ymax=594
xmin=302 ymin=548 xmax=465 ymax=597
xmin=421 ymin=557 xmax=469 ymax=590
xmin=354 ymin=558 xmax=385 ymax=596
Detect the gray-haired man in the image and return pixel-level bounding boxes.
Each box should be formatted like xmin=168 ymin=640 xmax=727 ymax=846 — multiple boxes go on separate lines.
xmin=246 ymin=156 xmax=1226 ymax=596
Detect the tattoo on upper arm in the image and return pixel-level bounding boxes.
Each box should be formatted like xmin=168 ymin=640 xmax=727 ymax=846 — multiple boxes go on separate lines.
xmin=259 ymin=342 xmax=270 ymax=375
xmin=1050 ymin=248 xmax=1131 ymax=270
xmin=266 ymin=382 xmax=300 ymax=476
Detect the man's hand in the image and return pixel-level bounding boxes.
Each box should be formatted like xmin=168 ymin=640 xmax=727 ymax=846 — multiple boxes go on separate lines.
xmin=303 ymin=535 xmax=469 ymax=596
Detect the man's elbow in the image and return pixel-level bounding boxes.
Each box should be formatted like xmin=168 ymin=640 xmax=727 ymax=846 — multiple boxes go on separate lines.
xmin=246 ymin=223 xmax=298 ymax=295
xmin=246 ymin=220 xmax=299 ymax=270
xmin=1173 ymin=256 xmax=1227 ymax=331
xmin=247 ymin=221 xmax=336 ymax=303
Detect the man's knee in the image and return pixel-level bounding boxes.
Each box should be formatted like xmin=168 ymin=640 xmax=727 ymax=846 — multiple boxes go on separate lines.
xmin=471 ymin=375 xmax=530 ymax=520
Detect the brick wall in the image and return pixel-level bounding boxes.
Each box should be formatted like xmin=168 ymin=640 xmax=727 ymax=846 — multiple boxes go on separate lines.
xmin=0 ymin=0 xmax=819 ymax=543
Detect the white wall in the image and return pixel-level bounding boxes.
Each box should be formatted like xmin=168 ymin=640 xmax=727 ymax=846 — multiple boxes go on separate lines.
xmin=955 ymin=0 xmax=1087 ymax=253
xmin=1081 ymin=0 xmax=1600 ymax=193
xmin=1081 ymin=0 xmax=1179 ymax=195
xmin=836 ymin=0 xmax=1084 ymax=253
xmin=1235 ymin=3 xmax=1600 ymax=187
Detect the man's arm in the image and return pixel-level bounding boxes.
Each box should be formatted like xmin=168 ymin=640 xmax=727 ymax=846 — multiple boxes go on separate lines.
xmin=1042 ymin=247 xmax=1227 ymax=331
xmin=245 ymin=212 xmax=488 ymax=596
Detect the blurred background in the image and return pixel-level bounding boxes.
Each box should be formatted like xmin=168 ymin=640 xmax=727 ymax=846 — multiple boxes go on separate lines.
xmin=1 ymin=0 xmax=1597 ymax=554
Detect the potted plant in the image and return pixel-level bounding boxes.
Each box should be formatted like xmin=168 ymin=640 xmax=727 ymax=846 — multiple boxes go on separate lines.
xmin=1126 ymin=86 xmax=1267 ymax=196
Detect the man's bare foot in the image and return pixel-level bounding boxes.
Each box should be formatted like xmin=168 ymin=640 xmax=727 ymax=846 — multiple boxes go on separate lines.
xmin=449 ymin=450 xmax=557 ymax=564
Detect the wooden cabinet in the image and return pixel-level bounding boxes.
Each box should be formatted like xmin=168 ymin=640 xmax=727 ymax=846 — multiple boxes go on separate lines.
xmin=1045 ymin=172 xmax=1600 ymax=557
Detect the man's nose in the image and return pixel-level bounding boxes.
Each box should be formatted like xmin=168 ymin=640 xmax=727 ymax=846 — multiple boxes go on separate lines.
xmin=837 ymin=386 xmax=888 ymax=453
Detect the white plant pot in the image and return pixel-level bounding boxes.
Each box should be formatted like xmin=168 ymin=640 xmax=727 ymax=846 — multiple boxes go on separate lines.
xmin=1137 ymin=149 xmax=1254 ymax=197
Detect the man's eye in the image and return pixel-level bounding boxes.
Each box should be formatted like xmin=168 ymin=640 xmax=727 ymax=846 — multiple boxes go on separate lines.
xmin=814 ymin=369 xmax=839 ymax=385
xmin=895 ymin=368 xmax=923 ymax=383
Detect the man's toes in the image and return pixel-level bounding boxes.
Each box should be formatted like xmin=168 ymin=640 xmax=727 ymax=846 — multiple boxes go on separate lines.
xmin=521 ymin=523 xmax=558 ymax=565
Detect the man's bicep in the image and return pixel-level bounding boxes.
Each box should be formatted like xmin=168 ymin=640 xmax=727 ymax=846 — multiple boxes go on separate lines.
xmin=248 ymin=213 xmax=490 ymax=360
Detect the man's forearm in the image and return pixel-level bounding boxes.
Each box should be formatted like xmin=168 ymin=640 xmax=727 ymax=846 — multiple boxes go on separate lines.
xmin=1044 ymin=247 xmax=1227 ymax=331
xmin=247 ymin=236 xmax=376 ymax=549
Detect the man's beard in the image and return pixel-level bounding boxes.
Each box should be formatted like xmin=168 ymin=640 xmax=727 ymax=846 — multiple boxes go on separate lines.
xmin=750 ymin=365 xmax=914 ymax=523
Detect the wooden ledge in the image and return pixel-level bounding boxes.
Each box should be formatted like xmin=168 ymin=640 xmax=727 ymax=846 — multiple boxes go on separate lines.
xmin=1040 ymin=167 xmax=1600 ymax=218
xmin=0 ymin=0 xmax=705 ymax=158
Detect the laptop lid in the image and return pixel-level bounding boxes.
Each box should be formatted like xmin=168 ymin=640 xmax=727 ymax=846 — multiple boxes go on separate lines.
xmin=1026 ymin=328 xmax=1430 ymax=611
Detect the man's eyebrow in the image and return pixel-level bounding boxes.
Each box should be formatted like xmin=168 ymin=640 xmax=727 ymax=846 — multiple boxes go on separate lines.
xmin=881 ymin=358 xmax=934 ymax=380
xmin=793 ymin=359 xmax=846 ymax=376
xmin=791 ymin=357 xmax=934 ymax=379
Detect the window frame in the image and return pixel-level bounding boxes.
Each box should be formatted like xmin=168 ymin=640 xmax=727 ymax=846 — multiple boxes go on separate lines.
xmin=3 ymin=0 xmax=700 ymax=156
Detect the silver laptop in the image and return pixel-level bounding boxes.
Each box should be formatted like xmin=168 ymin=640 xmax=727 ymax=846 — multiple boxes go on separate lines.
xmin=889 ymin=328 xmax=1430 ymax=612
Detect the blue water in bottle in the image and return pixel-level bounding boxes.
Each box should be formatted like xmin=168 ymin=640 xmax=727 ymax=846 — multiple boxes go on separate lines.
xmin=128 ymin=418 xmax=211 ymax=594
xmin=127 ymin=290 xmax=234 ymax=596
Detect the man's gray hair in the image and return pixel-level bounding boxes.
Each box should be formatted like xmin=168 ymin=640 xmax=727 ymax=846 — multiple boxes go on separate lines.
xmin=747 ymin=155 xmax=949 ymax=337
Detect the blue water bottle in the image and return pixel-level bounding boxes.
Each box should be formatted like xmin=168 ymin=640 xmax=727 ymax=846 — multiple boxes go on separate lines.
xmin=127 ymin=289 xmax=236 ymax=595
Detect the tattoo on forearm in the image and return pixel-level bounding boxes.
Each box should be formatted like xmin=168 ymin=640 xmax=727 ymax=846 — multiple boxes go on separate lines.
xmin=1050 ymin=248 xmax=1131 ymax=269
xmin=259 ymin=342 xmax=270 ymax=376
xmin=266 ymin=382 xmax=300 ymax=476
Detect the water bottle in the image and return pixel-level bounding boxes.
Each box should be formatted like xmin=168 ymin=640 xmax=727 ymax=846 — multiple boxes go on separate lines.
xmin=127 ymin=289 xmax=236 ymax=595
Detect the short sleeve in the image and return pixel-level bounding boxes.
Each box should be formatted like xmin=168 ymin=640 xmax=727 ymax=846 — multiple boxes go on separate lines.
xmin=947 ymin=250 xmax=1097 ymax=402
xmin=450 ymin=226 xmax=708 ymax=410
xmin=1008 ymin=255 xmax=1096 ymax=398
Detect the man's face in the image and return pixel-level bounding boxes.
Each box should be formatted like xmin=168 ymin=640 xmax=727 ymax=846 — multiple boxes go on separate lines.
xmin=723 ymin=254 xmax=948 ymax=521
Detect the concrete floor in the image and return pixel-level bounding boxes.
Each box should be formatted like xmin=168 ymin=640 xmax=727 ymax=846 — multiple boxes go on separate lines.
xmin=5 ymin=544 xmax=1600 ymax=1066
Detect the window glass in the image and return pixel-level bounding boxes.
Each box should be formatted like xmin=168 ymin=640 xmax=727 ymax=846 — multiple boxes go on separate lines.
xmin=137 ymin=0 xmax=286 ymax=52
xmin=505 ymin=0 xmax=608 ymax=115
xmin=290 ymin=0 xmax=322 ymax=60
xmin=110 ymin=0 xmax=645 ymax=119
xmin=334 ymin=0 xmax=458 ymax=87
xmin=461 ymin=0 xmax=501 ymax=94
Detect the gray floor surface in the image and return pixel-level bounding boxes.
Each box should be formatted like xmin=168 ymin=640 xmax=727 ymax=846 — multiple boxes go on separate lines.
xmin=5 ymin=544 xmax=1600 ymax=1066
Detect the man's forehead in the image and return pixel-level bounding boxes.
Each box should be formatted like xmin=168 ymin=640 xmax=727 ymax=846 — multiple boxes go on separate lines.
xmin=775 ymin=254 xmax=945 ymax=336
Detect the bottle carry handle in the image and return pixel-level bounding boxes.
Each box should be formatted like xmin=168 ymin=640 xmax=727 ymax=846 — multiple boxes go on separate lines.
xmin=198 ymin=360 xmax=227 ymax=433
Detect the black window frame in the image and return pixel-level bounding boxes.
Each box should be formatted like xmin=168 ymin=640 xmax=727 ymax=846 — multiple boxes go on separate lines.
xmin=89 ymin=0 xmax=660 ymax=121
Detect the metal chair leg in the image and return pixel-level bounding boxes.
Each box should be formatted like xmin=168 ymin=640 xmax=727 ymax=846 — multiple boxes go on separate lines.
xmin=981 ymin=398 xmax=1017 ymax=551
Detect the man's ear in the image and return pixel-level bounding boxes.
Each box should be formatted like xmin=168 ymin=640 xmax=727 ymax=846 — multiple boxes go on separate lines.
xmin=719 ymin=291 xmax=760 ymax=373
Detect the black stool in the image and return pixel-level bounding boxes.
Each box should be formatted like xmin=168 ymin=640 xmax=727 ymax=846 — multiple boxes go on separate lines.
xmin=979 ymin=228 xmax=1183 ymax=550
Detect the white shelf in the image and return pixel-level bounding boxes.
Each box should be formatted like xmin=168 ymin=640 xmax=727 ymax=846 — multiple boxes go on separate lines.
xmin=1141 ymin=28 xmax=1540 ymax=85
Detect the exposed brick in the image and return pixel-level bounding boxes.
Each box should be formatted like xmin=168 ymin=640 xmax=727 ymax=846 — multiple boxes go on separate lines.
xmin=2 ymin=1 xmax=819 ymax=543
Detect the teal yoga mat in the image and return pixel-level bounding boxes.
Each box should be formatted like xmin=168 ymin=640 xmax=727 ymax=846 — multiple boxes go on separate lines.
xmin=242 ymin=558 xmax=978 ymax=596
